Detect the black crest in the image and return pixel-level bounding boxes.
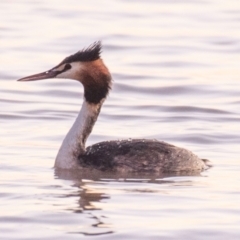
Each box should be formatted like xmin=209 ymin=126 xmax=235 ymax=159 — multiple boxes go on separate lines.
xmin=62 ymin=41 xmax=102 ymax=64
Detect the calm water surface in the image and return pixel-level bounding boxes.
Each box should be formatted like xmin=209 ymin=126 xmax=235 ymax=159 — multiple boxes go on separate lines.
xmin=1 ymin=0 xmax=240 ymax=239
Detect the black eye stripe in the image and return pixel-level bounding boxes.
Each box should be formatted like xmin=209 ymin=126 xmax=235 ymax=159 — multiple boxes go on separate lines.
xmin=64 ymin=64 xmax=72 ymax=71
xmin=54 ymin=64 xmax=72 ymax=75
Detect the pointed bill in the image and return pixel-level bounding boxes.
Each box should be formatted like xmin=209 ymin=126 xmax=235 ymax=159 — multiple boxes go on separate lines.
xmin=17 ymin=69 xmax=58 ymax=82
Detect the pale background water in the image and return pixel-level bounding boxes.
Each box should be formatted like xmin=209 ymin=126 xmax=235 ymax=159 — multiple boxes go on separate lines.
xmin=1 ymin=0 xmax=240 ymax=239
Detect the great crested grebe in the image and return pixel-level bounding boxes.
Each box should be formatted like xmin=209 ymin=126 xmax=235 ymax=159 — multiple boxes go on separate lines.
xmin=18 ymin=42 xmax=211 ymax=173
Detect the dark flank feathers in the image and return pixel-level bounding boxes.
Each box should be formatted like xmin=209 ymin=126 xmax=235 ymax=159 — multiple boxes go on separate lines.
xmin=61 ymin=41 xmax=102 ymax=64
xmin=79 ymin=139 xmax=207 ymax=173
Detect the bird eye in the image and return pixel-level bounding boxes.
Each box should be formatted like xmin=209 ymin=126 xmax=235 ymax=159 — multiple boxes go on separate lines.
xmin=64 ymin=64 xmax=72 ymax=71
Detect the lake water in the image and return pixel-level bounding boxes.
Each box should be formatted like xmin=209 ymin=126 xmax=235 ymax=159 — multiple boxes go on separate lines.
xmin=1 ymin=0 xmax=240 ymax=239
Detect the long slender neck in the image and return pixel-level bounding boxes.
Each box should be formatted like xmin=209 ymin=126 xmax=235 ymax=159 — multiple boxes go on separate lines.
xmin=54 ymin=99 xmax=103 ymax=169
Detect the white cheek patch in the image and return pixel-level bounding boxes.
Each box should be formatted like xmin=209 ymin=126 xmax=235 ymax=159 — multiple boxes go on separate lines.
xmin=56 ymin=62 xmax=83 ymax=80
xmin=56 ymin=70 xmax=69 ymax=79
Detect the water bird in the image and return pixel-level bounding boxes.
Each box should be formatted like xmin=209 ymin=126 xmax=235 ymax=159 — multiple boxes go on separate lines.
xmin=18 ymin=42 xmax=211 ymax=173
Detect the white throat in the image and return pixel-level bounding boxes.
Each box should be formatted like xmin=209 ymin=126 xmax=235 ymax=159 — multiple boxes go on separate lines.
xmin=54 ymin=100 xmax=103 ymax=169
